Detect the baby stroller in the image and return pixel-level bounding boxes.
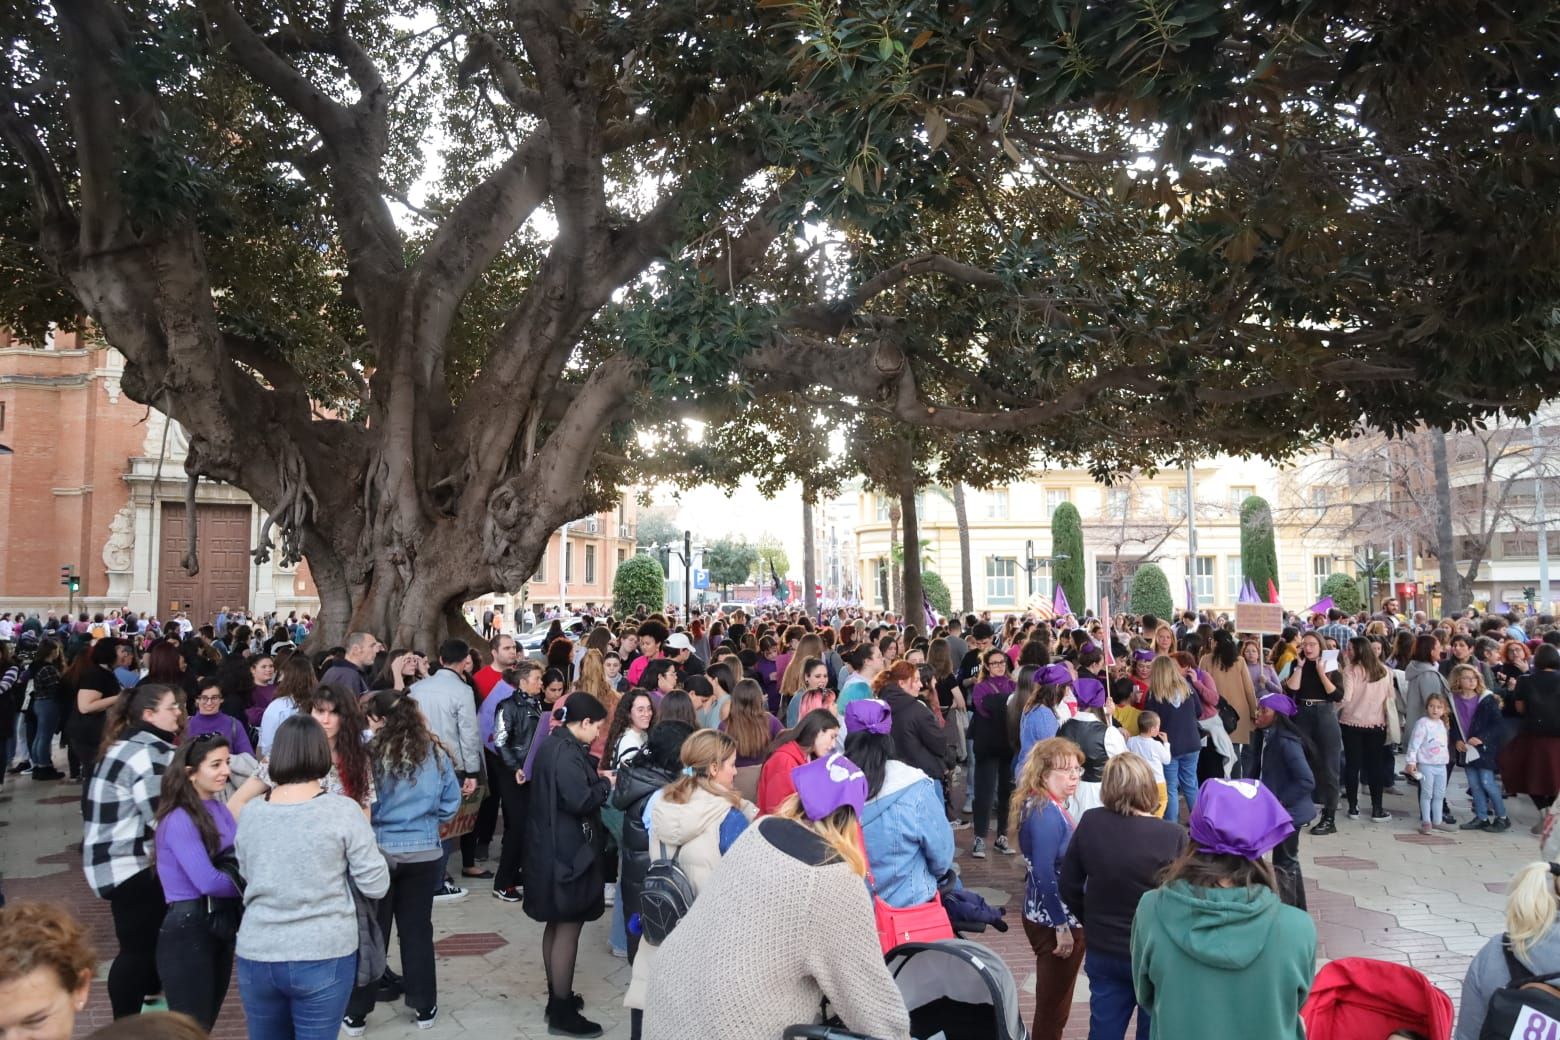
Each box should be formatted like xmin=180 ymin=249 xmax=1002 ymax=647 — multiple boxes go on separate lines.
xmin=1301 ymin=957 xmax=1455 ymax=1040
xmin=785 ymin=938 xmax=1027 ymax=1040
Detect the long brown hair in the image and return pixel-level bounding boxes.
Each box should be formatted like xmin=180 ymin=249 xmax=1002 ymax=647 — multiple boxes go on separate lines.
xmin=99 ymin=684 xmax=179 ymax=757
xmin=723 ymin=680 xmax=773 ymax=760
xmin=576 ymin=649 xmax=618 ymax=717
xmin=275 ymin=654 xmax=317 ymax=708
xmin=1010 ymin=736 xmax=1083 ymax=838
xmin=780 ymin=633 xmax=824 ymax=696
xmin=310 ymin=684 xmax=373 ymax=804
xmin=154 ymin=735 xmax=231 ymax=859
xmin=363 ymin=690 xmax=448 ymax=780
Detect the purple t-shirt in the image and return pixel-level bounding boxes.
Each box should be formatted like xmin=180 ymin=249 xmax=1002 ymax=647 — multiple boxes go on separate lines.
xmin=154 ymin=800 xmax=241 ymax=902
xmin=186 ymin=710 xmax=253 ymax=757
xmin=1452 ymin=694 xmax=1478 ymax=748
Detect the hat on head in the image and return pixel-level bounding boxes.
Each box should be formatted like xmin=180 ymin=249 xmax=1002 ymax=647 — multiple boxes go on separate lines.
xmin=791 ymin=752 xmax=867 ymax=821
xmin=665 ymin=633 xmax=693 ymax=651
xmin=1258 ymin=692 xmax=1298 ymax=717
xmin=843 ymin=698 xmax=892 ymax=735
xmin=1038 ymin=663 xmax=1074 ymax=687
xmin=1074 ymin=676 xmax=1108 ymax=709
xmin=1188 ymin=779 xmax=1294 ymax=860
xmin=1132 ymin=649 xmax=1156 ymax=663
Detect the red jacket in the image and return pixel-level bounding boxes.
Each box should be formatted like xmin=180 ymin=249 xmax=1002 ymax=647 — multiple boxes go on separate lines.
xmin=756 ymin=740 xmax=810 ymax=815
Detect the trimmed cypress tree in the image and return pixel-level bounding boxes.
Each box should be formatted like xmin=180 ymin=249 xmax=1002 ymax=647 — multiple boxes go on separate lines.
xmin=1320 ymin=572 xmax=1362 ymax=614
xmin=1239 ymin=495 xmax=1279 ymax=600
xmin=1051 ymin=502 xmax=1086 ymax=612
xmin=1129 ymin=563 xmax=1174 ymax=618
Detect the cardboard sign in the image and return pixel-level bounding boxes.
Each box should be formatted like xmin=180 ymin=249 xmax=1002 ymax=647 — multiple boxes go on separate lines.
xmin=1235 ymin=603 xmax=1285 ymax=635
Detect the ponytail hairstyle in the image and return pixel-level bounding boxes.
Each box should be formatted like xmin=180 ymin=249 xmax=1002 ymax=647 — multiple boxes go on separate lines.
xmin=843 ymin=726 xmax=894 ymax=799
xmin=870 ymin=659 xmax=917 ymax=695
xmin=364 ymin=689 xmax=446 ymax=780
xmin=661 ymin=729 xmax=743 ymax=809
xmin=1506 ymin=862 xmax=1560 ymax=960
xmin=774 ymin=797 xmax=867 ymax=875
xmin=99 ymin=683 xmax=180 ymax=756
xmin=154 ymin=735 xmax=231 ymax=859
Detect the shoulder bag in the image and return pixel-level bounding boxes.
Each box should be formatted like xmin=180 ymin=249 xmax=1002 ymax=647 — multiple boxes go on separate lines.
xmin=869 ymin=871 xmax=953 ymax=955
xmin=1479 ymin=932 xmax=1560 ymax=1039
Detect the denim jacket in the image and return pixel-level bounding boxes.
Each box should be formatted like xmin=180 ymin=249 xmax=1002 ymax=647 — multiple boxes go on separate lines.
xmin=369 ymin=744 xmax=462 ymax=854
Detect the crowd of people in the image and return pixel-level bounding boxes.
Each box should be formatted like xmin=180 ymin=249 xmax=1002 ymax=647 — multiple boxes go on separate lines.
xmin=4 ymin=596 xmax=1560 ymax=1039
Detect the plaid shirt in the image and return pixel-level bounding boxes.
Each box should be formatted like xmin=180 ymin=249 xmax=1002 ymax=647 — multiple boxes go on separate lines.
xmin=83 ymin=729 xmax=173 ymax=898
xmin=1319 ymin=622 xmax=1357 ymax=648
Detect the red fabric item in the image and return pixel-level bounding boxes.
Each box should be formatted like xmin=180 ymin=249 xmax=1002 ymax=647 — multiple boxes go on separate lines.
xmin=756 ymin=739 xmax=810 ymax=815
xmin=473 ymin=666 xmax=503 ymax=700
xmin=1301 ymin=957 xmax=1455 ymax=1040
xmin=1267 ymin=578 xmax=1281 ymax=604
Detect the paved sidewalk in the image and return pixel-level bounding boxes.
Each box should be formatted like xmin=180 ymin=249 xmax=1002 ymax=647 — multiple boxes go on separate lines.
xmin=0 ymin=766 xmax=1538 ymax=1039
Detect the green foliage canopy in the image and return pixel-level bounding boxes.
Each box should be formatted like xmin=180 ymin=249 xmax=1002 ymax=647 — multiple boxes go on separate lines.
xmin=923 ymin=571 xmax=952 ymax=617
xmin=613 ymin=555 xmax=667 ymax=618
xmin=1052 ymin=502 xmax=1086 ymax=613
xmin=1130 ymin=563 xmax=1174 ymax=619
xmin=1240 ymin=497 xmax=1280 ymax=600
xmin=1320 ymin=573 xmax=1363 ymax=614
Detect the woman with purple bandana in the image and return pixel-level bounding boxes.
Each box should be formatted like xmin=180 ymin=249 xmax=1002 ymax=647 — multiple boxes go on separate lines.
xmin=1131 ymin=779 xmax=1317 ymax=1040
xmin=1057 ymin=674 xmax=1127 ymax=817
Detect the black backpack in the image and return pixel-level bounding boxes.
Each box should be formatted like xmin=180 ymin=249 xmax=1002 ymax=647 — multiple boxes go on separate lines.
xmin=1479 ymin=935 xmax=1560 ymax=1039
xmin=638 ymin=842 xmax=696 ymax=945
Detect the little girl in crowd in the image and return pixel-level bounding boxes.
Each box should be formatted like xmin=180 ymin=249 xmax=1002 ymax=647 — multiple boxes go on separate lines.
xmin=1405 ymin=693 xmax=1457 ymax=835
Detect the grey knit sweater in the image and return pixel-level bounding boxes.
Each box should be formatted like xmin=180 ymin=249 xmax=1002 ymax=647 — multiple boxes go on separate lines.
xmin=643 ymin=817 xmax=911 ymax=1040
xmin=234 ymin=792 xmax=389 ymax=962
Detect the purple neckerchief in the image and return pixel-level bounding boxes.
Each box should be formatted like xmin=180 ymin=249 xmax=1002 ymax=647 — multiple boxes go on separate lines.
xmin=480 ymin=680 xmax=514 ymax=753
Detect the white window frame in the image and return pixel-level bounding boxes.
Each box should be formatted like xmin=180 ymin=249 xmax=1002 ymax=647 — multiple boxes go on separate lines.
xmin=1226 ymin=555 xmax=1243 ymax=604
xmin=985 ymin=488 xmax=1010 ymax=520
xmin=1106 ymin=488 xmax=1130 ymax=519
xmin=1167 ymin=487 xmax=1188 ymax=520
xmin=1313 ymin=555 xmax=1332 ymax=598
xmin=985 ymin=556 xmax=1017 ymax=607
xmin=1046 ymin=489 xmax=1070 ymax=515
xmin=1195 ymin=556 xmax=1215 ymax=606
xmin=584 ymin=544 xmax=597 ymax=585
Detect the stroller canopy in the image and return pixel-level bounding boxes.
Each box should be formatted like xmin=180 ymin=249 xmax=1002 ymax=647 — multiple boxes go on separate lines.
xmin=1301 ymin=957 xmax=1455 ymax=1040
xmin=887 ymin=939 xmax=1027 ymax=1040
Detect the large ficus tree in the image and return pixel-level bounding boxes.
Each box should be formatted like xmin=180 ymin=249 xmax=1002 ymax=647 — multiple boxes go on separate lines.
xmin=3 ymin=1 xmax=1559 ymax=647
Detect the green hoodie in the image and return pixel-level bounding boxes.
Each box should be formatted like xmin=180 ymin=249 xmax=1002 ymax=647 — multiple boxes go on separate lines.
xmin=1132 ymin=880 xmax=1316 ymax=1040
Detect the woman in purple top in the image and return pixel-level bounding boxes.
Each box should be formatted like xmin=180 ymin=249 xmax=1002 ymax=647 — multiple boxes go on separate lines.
xmin=186 ymin=678 xmax=254 ymax=757
xmin=154 ymin=734 xmax=242 ymax=1030
xmin=246 ymin=655 xmax=277 ymax=730
xmin=970 ymin=648 xmax=1019 ymax=858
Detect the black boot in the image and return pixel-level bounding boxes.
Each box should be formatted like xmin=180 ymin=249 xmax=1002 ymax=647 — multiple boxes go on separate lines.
xmin=543 ymin=992 xmax=583 ymax=1022
xmin=546 ymin=995 xmax=603 ymax=1038
xmin=1310 ymin=815 xmax=1337 ymax=836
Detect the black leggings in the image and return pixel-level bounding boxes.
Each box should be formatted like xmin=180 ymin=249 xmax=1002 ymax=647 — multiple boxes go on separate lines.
xmin=346 ymin=857 xmax=443 ymax=1017
xmin=973 ymin=751 xmax=1014 ymax=840
xmin=107 ymin=868 xmax=166 ymax=1018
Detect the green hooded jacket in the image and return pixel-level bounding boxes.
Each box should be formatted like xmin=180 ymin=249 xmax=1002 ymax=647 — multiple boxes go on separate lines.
xmin=1132 ymin=879 xmax=1316 ymax=1040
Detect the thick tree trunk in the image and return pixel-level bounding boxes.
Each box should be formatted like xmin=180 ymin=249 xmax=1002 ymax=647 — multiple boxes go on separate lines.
xmin=900 ymin=483 xmax=925 ymax=631
xmin=802 ymin=492 xmax=818 ymax=615
xmin=952 ymin=483 xmax=974 ymax=616
xmin=1431 ymin=428 xmax=1462 ymax=609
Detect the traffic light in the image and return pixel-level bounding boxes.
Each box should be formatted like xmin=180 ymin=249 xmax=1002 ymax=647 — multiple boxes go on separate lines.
xmin=69 ymin=575 xmax=80 ymax=592
xmin=59 ymin=565 xmax=71 ymax=587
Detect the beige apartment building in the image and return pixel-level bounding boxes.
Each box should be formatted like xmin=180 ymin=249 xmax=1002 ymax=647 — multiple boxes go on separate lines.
xmin=847 ymin=459 xmax=1358 ymax=617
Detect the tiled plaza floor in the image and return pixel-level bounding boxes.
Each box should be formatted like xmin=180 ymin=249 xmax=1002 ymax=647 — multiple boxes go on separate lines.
xmin=0 ymin=760 xmax=1538 ymax=1039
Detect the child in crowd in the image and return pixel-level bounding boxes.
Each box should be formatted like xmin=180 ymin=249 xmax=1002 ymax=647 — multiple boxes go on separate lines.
xmin=1110 ymin=677 xmax=1141 ymax=736
xmin=1447 ymin=663 xmax=1510 ymax=832
xmin=1405 ymin=693 xmax=1457 ymax=835
xmin=1126 ymin=711 xmax=1171 ymax=818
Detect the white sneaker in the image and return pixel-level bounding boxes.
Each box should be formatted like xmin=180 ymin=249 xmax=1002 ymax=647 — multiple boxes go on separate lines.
xmin=433 ymin=880 xmax=467 ymax=903
xmin=971 ymin=837 xmax=986 ymax=859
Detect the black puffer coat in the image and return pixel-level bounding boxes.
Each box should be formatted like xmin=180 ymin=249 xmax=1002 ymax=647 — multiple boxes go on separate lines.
xmin=612 ymin=751 xmax=677 ymax=929
xmin=522 ymin=727 xmax=612 ymax=923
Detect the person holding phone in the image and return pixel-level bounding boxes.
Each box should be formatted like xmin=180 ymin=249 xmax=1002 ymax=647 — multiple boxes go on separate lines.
xmin=1281 ymin=633 xmax=1344 ymax=836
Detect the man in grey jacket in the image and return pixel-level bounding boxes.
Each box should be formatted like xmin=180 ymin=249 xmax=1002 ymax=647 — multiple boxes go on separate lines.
xmin=410 ymin=640 xmax=484 ymax=898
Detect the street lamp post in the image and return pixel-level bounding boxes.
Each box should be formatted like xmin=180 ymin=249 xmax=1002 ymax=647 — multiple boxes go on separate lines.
xmin=653 ymin=531 xmax=700 ymax=617
xmin=1022 ymin=541 xmax=1067 ymax=604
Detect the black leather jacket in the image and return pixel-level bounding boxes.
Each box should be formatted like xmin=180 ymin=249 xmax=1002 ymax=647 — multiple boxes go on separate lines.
xmin=494 ymin=692 xmax=544 ymax=773
xmin=611 ymin=752 xmax=677 ymax=921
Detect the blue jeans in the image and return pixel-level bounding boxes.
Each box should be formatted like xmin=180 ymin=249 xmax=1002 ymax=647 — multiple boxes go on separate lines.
xmin=1164 ymin=752 xmax=1199 ymax=823
xmin=1467 ymin=765 xmax=1507 ymax=820
xmin=238 ymin=953 xmax=356 ymax=1040
xmin=1417 ymin=763 xmax=1448 ymax=825
xmin=1084 ymin=949 xmax=1149 ymax=1040
xmin=31 ymin=698 xmax=61 ymax=769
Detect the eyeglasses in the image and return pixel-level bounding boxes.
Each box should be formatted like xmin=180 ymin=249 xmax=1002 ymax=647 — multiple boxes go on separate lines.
xmin=1051 ymin=766 xmax=1084 ymax=777
xmin=196 ymin=694 xmax=222 ymax=703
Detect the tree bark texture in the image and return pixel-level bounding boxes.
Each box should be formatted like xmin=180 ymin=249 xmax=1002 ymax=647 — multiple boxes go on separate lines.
xmin=802 ymin=493 xmax=818 ymax=615
xmin=1431 ymin=428 xmax=1462 ymax=609
xmin=952 ymin=483 xmax=974 ymax=616
xmin=900 ymin=483 xmax=925 ymax=632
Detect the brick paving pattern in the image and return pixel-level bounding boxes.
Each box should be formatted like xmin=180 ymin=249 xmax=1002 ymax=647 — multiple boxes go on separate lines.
xmin=0 ymin=764 xmax=1541 ymax=1039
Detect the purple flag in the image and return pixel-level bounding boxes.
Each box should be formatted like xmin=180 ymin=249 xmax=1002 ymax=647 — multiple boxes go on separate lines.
xmin=1303 ymin=596 xmax=1334 ymax=616
xmin=1238 ymin=579 xmax=1259 ymax=604
xmin=1053 ymin=583 xmax=1071 ymax=617
xmin=923 ymin=591 xmax=938 ymax=631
